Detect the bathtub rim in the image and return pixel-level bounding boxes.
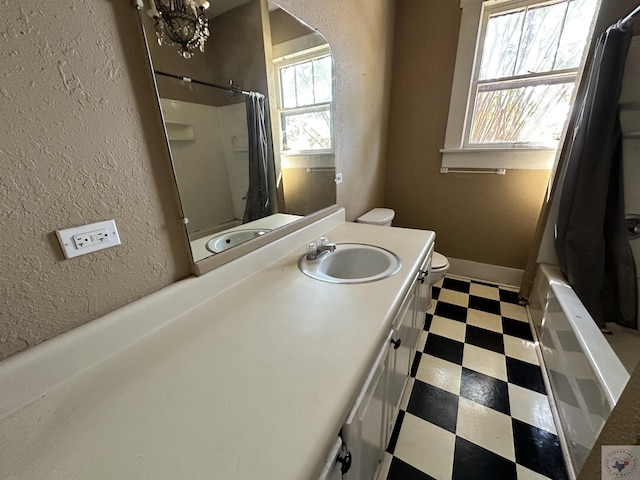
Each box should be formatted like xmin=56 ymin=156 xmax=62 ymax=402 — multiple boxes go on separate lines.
xmin=538 ymin=263 xmax=630 ymax=406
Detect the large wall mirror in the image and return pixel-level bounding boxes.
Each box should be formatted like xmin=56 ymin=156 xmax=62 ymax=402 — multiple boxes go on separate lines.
xmin=138 ymin=0 xmax=337 ymax=274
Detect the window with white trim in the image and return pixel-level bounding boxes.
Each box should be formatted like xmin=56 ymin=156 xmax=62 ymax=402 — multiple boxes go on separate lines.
xmin=441 ymin=0 xmax=597 ymax=169
xmin=275 ymin=50 xmax=333 ymax=154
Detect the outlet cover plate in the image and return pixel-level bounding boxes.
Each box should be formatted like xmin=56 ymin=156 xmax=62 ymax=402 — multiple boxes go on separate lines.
xmin=56 ymin=220 xmax=121 ymax=259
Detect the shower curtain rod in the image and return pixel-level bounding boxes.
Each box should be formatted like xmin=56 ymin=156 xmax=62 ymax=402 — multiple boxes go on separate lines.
xmin=618 ymin=3 xmax=640 ymax=31
xmin=153 ymin=70 xmax=253 ymax=96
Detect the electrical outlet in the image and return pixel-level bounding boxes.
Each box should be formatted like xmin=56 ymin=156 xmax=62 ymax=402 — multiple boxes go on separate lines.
xmin=73 ymin=229 xmax=109 ymax=249
xmin=56 ymin=220 xmax=121 ymax=259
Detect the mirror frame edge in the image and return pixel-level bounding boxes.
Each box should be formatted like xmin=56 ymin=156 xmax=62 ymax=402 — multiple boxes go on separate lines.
xmin=134 ymin=7 xmax=197 ymax=265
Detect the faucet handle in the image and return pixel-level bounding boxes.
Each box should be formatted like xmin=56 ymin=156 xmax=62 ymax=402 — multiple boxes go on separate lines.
xmin=306 ymin=242 xmax=318 ymax=257
xmin=317 ymin=236 xmax=328 ymax=246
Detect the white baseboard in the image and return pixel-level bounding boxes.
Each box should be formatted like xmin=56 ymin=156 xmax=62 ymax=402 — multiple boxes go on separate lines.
xmin=447 ymin=257 xmax=523 ymax=288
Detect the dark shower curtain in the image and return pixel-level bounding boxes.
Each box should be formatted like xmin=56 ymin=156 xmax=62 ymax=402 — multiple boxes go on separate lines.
xmin=243 ymin=92 xmax=273 ymax=223
xmin=555 ymin=24 xmax=637 ymax=330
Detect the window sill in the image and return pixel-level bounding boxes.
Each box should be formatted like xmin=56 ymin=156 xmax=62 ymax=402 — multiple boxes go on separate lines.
xmin=440 ymin=147 xmax=556 ymax=170
xmin=281 ymin=152 xmax=335 ymax=169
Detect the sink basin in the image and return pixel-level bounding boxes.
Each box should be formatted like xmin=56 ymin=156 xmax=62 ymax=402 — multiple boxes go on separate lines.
xmin=298 ymin=243 xmax=401 ymax=284
xmin=205 ymin=229 xmax=271 ymax=253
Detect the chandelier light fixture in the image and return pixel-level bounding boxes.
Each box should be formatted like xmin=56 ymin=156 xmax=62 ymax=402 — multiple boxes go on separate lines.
xmin=146 ymin=0 xmax=211 ymax=59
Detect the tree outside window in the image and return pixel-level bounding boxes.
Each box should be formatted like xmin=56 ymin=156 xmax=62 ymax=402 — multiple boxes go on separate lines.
xmin=277 ymin=54 xmax=333 ymax=153
xmin=467 ymin=0 xmax=598 ymax=148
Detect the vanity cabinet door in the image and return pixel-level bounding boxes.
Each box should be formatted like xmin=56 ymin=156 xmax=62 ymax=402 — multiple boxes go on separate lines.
xmin=415 ymin=245 xmax=434 ymax=325
xmin=342 ymin=335 xmax=391 ymax=480
xmin=386 ymin=276 xmax=418 ymax=438
xmin=316 ymin=437 xmax=347 ymax=480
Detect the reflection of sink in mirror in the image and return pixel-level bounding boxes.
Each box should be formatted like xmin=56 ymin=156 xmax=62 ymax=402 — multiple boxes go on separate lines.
xmin=190 ymin=213 xmax=302 ymax=261
xmin=139 ymin=0 xmax=337 ymax=272
xmin=298 ymin=243 xmax=402 ymax=284
xmin=206 ymin=229 xmax=271 ymax=254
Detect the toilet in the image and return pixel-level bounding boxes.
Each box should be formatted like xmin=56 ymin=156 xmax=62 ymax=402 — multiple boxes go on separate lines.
xmin=356 ymin=208 xmax=396 ymax=227
xmin=356 ymin=208 xmax=450 ymax=288
xmin=429 ymin=251 xmax=450 ymax=286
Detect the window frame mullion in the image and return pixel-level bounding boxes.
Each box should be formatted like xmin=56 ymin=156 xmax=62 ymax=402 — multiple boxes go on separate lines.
xmin=476 ymin=69 xmax=577 ymax=90
xmin=463 ymin=2 xmax=493 ymax=149
xmin=511 ymin=6 xmax=527 ymax=77
xmin=551 ymin=0 xmax=571 ymax=70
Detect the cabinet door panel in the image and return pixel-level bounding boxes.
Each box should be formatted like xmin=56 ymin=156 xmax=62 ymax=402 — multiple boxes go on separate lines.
xmin=415 ymin=247 xmax=434 ymax=318
xmin=388 ymin=279 xmax=417 ymax=414
xmin=342 ymin=337 xmax=390 ymax=480
xmin=356 ymin=359 xmax=386 ymax=480
xmin=327 ymin=463 xmax=343 ymax=480
xmin=317 ymin=438 xmax=345 ymax=480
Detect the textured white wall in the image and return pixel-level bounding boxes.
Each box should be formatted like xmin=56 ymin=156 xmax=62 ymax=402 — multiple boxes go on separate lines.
xmin=0 ymin=0 xmax=192 ymax=360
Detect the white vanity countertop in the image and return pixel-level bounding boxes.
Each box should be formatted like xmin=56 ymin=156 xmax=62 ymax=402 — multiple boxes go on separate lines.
xmin=0 ymin=211 xmax=434 ymax=480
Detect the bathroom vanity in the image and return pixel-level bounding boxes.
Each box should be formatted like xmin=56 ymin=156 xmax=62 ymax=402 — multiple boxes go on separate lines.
xmin=0 ymin=209 xmax=434 ymax=480
xmin=339 ymin=238 xmax=432 ymax=480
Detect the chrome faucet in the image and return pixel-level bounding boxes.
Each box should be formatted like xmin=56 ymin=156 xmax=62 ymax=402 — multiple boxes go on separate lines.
xmin=305 ymin=237 xmax=337 ymax=260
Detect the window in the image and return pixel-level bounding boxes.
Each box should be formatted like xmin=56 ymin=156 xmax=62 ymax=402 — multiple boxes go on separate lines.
xmin=441 ymin=0 xmax=597 ymax=169
xmin=276 ymin=52 xmax=333 ymax=154
xmin=469 ymin=0 xmax=597 ymax=147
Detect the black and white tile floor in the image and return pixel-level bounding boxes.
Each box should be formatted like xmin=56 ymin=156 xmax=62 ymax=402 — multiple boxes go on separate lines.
xmin=380 ymin=275 xmax=569 ymax=480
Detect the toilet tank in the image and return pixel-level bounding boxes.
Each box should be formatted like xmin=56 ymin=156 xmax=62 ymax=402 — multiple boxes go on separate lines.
xmin=356 ymin=208 xmax=395 ymax=226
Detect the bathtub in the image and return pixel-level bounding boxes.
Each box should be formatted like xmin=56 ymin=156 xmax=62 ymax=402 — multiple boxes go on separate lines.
xmin=529 ymin=264 xmax=630 ymax=478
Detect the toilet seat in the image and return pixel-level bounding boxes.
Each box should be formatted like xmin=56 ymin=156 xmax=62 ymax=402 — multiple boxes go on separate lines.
xmin=431 ymin=251 xmax=449 ymax=271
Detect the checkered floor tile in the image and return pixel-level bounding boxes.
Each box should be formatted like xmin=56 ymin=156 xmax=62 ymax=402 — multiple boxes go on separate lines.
xmin=380 ymin=275 xmax=568 ymax=480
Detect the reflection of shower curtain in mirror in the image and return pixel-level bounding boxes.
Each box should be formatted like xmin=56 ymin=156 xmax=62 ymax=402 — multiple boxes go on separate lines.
xmin=243 ymin=92 xmax=272 ymax=223
xmin=555 ymin=24 xmax=637 ymax=330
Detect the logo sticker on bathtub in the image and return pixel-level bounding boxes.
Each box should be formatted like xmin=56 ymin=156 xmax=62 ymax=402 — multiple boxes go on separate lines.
xmin=602 ymin=446 xmax=640 ymax=479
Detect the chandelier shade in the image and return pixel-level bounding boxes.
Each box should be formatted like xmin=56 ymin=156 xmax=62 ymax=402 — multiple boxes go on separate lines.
xmin=147 ymin=0 xmax=211 ymax=59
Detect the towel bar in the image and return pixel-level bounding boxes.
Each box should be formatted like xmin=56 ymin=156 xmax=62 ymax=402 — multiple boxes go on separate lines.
xmin=440 ymin=167 xmax=506 ymax=175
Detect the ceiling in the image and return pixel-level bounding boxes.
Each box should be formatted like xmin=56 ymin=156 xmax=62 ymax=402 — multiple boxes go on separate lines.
xmin=206 ymin=0 xmax=253 ymax=18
